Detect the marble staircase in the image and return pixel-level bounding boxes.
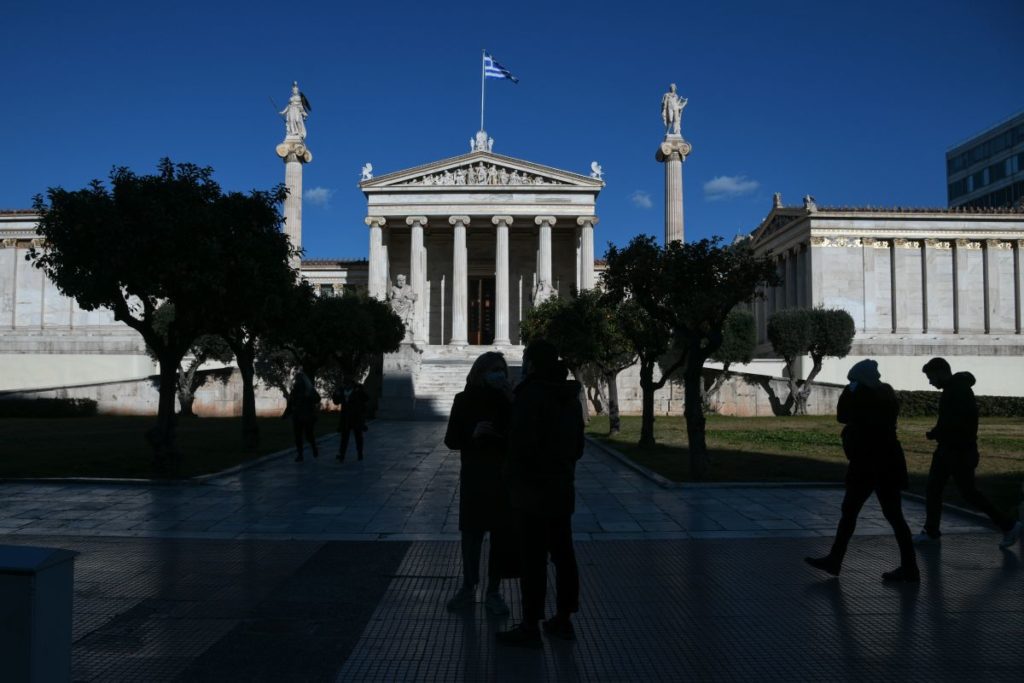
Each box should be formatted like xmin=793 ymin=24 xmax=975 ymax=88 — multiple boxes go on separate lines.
xmin=411 ymin=345 xmax=523 ymax=420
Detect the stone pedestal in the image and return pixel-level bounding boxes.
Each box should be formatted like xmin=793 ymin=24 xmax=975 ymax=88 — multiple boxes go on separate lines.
xmin=656 ymin=135 xmax=691 ymax=245
xmin=275 ymin=139 xmax=312 ymax=268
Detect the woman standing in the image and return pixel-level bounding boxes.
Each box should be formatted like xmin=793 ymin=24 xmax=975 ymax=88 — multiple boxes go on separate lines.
xmin=444 ymin=352 xmax=515 ymax=615
xmin=805 ymin=359 xmax=920 ymax=582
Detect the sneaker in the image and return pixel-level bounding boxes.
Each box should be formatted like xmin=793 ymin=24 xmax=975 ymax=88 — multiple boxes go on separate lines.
xmin=542 ymin=616 xmax=576 ymax=641
xmin=446 ymin=586 xmax=475 ymax=612
xmin=998 ymin=520 xmax=1023 ymax=549
xmin=484 ymin=591 xmax=510 ymax=617
xmin=882 ymin=566 xmax=921 ymax=582
xmin=495 ymin=623 xmax=542 ymax=649
xmin=804 ymin=555 xmax=841 ymax=577
xmin=912 ymin=530 xmax=940 ymax=544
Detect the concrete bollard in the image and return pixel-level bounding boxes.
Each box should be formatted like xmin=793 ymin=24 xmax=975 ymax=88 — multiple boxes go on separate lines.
xmin=0 ymin=545 xmax=78 ymax=683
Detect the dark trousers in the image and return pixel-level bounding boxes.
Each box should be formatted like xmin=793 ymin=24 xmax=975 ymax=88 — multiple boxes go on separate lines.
xmin=461 ymin=530 xmax=498 ymax=590
xmin=292 ymin=419 xmax=318 ymax=458
xmin=339 ymin=423 xmax=364 ymax=458
xmin=831 ymin=473 xmax=917 ymax=570
xmin=924 ymin=447 xmax=1012 ymax=535
xmin=518 ymin=511 xmax=579 ymax=624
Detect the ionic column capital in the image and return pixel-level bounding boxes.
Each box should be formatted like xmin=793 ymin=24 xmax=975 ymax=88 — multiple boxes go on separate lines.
xmin=448 ymin=215 xmax=470 ymax=226
xmin=275 ymin=141 xmax=313 ymax=163
xmin=576 ymin=215 xmax=599 ymax=227
xmin=364 ymin=216 xmax=387 ymax=229
xmin=535 ymin=216 xmax=557 ymax=227
xmin=492 ymin=215 xmax=514 ymax=227
xmin=406 ymin=216 xmax=428 ymax=227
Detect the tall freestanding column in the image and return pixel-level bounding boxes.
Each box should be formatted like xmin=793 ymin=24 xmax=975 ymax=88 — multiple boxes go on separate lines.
xmin=577 ymin=216 xmax=598 ymax=290
xmin=275 ymin=82 xmax=312 ymax=268
xmin=492 ymin=216 xmax=513 ymax=345
xmin=449 ymin=216 xmax=469 ymax=345
xmin=406 ymin=216 xmax=427 ymax=344
xmin=535 ymin=216 xmax=556 ymax=303
xmin=656 ymin=83 xmax=692 ymax=245
xmin=365 ymin=217 xmax=387 ymax=300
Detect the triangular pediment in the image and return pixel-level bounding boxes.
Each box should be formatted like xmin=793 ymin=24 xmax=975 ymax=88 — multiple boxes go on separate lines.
xmin=360 ymin=151 xmax=603 ymax=191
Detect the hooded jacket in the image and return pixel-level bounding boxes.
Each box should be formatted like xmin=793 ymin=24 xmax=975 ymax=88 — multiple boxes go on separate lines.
xmin=931 ymin=371 xmax=979 ymax=449
xmin=505 ymin=374 xmax=585 ymax=517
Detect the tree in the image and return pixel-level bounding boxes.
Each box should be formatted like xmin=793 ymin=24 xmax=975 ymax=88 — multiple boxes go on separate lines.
xmin=261 ymin=290 xmax=404 ymax=398
xmin=768 ymin=307 xmax=855 ymax=415
xmin=601 ymin=238 xmax=685 ymax=447
xmin=705 ymin=308 xmax=756 ymax=409
xmin=604 ymin=235 xmax=778 ymax=477
xmin=29 ymin=159 xmax=275 ymax=466
xmin=145 ymin=306 xmax=233 ymax=417
xmin=520 ymin=289 xmax=635 ymax=433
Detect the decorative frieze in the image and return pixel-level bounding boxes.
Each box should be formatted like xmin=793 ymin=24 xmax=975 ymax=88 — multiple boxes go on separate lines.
xmin=1 ymin=238 xmax=17 ymax=249
xmin=810 ymin=236 xmax=862 ymax=247
xmin=924 ymin=239 xmax=951 ymax=250
xmin=893 ymin=238 xmax=920 ymax=249
xmin=956 ymin=239 xmax=982 ymax=250
xmin=398 ymin=162 xmax=565 ymax=187
xmin=989 ymin=240 xmax=1014 ymax=251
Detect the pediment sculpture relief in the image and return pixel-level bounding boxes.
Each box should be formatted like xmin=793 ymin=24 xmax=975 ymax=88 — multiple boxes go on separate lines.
xmin=398 ymin=161 xmax=566 ymax=187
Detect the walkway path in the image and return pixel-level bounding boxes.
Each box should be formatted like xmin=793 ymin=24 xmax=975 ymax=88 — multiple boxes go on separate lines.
xmin=0 ymin=422 xmax=991 ymax=541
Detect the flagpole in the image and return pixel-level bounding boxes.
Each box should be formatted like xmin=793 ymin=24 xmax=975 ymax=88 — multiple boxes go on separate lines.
xmin=480 ymin=49 xmax=486 ymax=133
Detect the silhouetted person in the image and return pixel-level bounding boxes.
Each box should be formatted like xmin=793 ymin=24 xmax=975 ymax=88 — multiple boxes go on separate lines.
xmin=285 ymin=370 xmax=320 ymax=462
xmin=332 ymin=380 xmax=369 ymax=462
xmin=914 ymin=357 xmax=1022 ymax=548
xmin=443 ymin=352 xmax=515 ymax=617
xmin=806 ymin=360 xmax=920 ymax=581
xmin=497 ymin=340 xmax=584 ymax=648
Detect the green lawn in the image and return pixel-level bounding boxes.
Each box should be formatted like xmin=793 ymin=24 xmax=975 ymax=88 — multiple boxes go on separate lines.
xmin=0 ymin=415 xmax=336 ymax=480
xmin=587 ymin=414 xmax=1024 ymax=517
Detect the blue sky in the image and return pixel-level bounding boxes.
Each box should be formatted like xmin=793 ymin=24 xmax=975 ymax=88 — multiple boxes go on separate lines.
xmin=2 ymin=1 xmax=1022 ymax=260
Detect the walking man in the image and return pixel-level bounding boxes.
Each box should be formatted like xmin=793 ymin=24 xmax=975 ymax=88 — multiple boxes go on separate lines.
xmin=332 ymin=380 xmax=369 ymax=462
xmin=497 ymin=340 xmax=584 ymax=648
xmin=915 ymin=358 xmax=1022 ymax=548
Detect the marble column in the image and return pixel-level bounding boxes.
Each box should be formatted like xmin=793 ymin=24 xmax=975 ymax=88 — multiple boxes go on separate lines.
xmin=275 ymin=140 xmax=313 ymax=270
xmin=449 ymin=216 xmax=469 ymax=346
xmin=365 ymin=217 xmax=387 ymax=300
xmin=1015 ymin=240 xmax=1022 ymax=334
xmin=656 ymin=136 xmax=692 ymax=244
xmin=535 ymin=216 xmax=556 ymax=300
xmin=577 ymin=216 xmax=597 ymax=291
xmin=492 ymin=216 xmax=512 ymax=345
xmin=406 ymin=216 xmax=427 ymax=344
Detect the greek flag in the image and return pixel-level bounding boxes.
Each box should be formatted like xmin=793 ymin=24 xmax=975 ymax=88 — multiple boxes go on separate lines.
xmin=484 ymin=53 xmax=519 ymax=83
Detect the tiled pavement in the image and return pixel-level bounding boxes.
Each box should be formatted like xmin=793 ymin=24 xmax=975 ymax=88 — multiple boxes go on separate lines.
xmin=2 ymin=421 xmax=1018 ymax=681
xmin=0 ymin=422 xmax=992 ymax=541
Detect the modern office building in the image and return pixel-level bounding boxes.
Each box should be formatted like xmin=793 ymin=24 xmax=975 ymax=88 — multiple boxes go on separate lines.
xmin=947 ymin=110 xmax=1024 ymax=209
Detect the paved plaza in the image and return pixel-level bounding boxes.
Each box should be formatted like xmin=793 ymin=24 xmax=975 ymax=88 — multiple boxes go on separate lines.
xmin=1 ymin=422 xmax=1020 ymax=681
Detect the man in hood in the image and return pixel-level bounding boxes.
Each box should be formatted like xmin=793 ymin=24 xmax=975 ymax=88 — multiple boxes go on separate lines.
xmin=496 ymin=340 xmax=584 ymax=648
xmin=916 ymin=358 xmax=1022 ymax=549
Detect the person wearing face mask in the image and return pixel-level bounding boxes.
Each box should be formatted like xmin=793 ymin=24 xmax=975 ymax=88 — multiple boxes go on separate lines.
xmin=443 ymin=352 xmax=515 ymax=616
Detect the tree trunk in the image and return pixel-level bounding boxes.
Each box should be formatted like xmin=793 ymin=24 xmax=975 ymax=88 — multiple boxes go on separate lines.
xmin=794 ymin=355 xmax=823 ymax=416
xmin=604 ymin=370 xmax=621 ymax=435
xmin=176 ymin=357 xmax=201 ymax=418
xmin=150 ymin=353 xmax=181 ymax=471
xmin=639 ymin=359 xmax=656 ymax=448
xmin=237 ymin=342 xmax=259 ymax=451
xmin=783 ymin=356 xmax=799 ymax=417
xmin=683 ymin=356 xmax=710 ymax=480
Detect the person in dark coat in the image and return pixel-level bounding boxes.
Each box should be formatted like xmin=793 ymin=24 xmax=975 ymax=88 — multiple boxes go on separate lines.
xmin=915 ymin=357 xmax=1022 ymax=548
xmin=496 ymin=340 xmax=585 ymax=648
xmin=443 ymin=351 xmax=515 ymax=617
xmin=285 ymin=369 xmax=320 ymax=462
xmin=805 ymin=359 xmax=920 ymax=582
xmin=332 ymin=381 xmax=369 ymax=462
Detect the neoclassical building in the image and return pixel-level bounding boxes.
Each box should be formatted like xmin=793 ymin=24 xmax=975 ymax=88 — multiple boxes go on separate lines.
xmin=359 ymin=139 xmax=603 ymax=347
xmin=747 ymin=195 xmax=1024 ymax=394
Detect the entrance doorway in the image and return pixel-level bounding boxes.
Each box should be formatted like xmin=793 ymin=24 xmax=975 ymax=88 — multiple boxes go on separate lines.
xmin=468 ymin=277 xmax=495 ymax=345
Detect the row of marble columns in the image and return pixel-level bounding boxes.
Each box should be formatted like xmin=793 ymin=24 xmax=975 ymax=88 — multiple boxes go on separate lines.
xmin=364 ymin=214 xmax=597 ymax=345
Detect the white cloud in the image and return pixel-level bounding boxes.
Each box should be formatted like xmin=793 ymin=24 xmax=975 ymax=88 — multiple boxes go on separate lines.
xmin=304 ymin=186 xmax=335 ymax=207
xmin=703 ymin=175 xmax=760 ymax=201
xmin=630 ymin=190 xmax=653 ymax=209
